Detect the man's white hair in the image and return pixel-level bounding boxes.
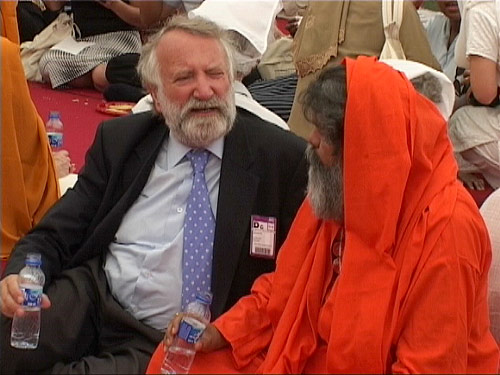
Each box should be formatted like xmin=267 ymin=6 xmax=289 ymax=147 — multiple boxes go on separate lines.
xmin=137 ymin=15 xmax=235 ymax=91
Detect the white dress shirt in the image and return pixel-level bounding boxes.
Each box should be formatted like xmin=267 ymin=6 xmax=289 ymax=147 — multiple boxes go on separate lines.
xmin=104 ymin=134 xmax=223 ymax=331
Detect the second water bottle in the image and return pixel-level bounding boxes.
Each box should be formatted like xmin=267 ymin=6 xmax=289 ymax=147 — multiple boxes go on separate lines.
xmin=161 ymin=292 xmax=212 ymax=374
xmin=45 ymin=111 xmax=64 ymax=151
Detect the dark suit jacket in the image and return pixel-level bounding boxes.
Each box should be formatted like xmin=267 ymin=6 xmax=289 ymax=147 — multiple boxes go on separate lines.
xmin=5 ymin=109 xmax=308 ymax=318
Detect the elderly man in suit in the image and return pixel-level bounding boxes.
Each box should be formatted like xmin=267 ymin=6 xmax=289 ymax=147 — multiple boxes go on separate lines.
xmin=0 ymin=15 xmax=308 ymax=374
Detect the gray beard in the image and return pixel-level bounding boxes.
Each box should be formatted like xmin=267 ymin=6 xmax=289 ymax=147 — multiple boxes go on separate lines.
xmin=306 ymin=145 xmax=344 ymax=222
xmin=158 ymin=88 xmax=236 ymax=149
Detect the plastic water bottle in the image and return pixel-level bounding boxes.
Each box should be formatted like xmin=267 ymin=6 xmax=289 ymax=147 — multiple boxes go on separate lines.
xmin=45 ymin=111 xmax=64 ymax=151
xmin=10 ymin=253 xmax=45 ymax=350
xmin=161 ymin=292 xmax=212 ymax=374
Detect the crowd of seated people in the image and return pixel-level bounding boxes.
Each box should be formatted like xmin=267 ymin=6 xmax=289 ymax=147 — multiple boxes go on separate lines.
xmin=419 ymin=0 xmax=500 ymax=195
xmin=2 ymin=0 xmax=499 ymax=373
xmin=38 ymin=0 xmax=142 ymax=91
xmin=448 ymin=0 xmax=500 ymax=193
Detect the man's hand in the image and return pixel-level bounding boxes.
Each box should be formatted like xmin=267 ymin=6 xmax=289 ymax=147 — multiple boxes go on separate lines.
xmin=52 ymin=150 xmax=75 ymax=179
xmin=164 ymin=313 xmax=229 ymax=353
xmin=0 ymin=275 xmax=51 ymax=318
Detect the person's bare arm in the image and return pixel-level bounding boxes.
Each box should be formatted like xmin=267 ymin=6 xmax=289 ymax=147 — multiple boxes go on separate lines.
xmin=43 ymin=0 xmax=67 ymax=12
xmin=137 ymin=1 xmax=179 ymax=28
xmin=469 ymin=55 xmax=498 ymax=105
xmin=98 ymin=0 xmax=142 ymax=28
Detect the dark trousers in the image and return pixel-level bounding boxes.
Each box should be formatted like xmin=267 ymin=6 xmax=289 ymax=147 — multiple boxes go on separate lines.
xmin=103 ymin=53 xmax=145 ymax=102
xmin=105 ymin=53 xmax=141 ymax=87
xmin=0 ymin=258 xmax=163 ymax=374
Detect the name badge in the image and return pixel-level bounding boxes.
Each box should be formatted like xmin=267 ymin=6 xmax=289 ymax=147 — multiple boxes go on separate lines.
xmin=250 ymin=215 xmax=277 ymax=259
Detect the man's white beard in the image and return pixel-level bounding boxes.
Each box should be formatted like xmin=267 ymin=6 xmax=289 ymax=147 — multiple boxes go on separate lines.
xmin=157 ymin=87 xmax=236 ymax=149
xmin=306 ymin=145 xmax=344 ymax=222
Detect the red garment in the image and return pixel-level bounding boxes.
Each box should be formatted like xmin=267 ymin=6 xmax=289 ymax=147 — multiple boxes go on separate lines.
xmin=147 ymin=56 xmax=499 ymax=373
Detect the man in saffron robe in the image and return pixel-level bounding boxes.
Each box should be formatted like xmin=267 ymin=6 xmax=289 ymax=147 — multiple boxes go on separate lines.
xmin=148 ymin=57 xmax=499 ymax=373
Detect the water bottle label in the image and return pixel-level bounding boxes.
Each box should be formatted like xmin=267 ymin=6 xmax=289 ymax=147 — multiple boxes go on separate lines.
xmin=21 ymin=286 xmax=42 ymax=308
xmin=178 ymin=317 xmax=206 ymax=344
xmin=47 ymin=132 xmax=63 ymax=148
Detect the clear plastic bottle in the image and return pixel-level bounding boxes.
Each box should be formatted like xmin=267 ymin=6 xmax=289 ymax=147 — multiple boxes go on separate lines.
xmin=10 ymin=253 xmax=45 ymax=349
xmin=45 ymin=111 xmax=64 ymax=151
xmin=161 ymin=292 xmax=213 ymax=374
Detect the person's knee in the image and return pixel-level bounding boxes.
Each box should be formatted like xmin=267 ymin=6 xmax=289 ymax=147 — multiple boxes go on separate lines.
xmin=92 ymin=64 xmax=110 ymax=92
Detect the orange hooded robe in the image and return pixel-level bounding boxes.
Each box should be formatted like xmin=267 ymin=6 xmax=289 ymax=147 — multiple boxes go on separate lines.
xmin=1 ymin=6 xmax=59 ymax=262
xmin=147 ymin=56 xmax=499 ymax=373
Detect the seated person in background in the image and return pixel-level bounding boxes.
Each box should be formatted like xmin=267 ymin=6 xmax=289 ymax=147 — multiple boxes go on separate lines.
xmin=103 ymin=0 xmax=205 ymax=102
xmin=449 ymin=0 xmax=500 ymax=190
xmin=0 ymin=4 xmax=62 ymax=266
xmin=278 ymin=0 xmax=308 ymax=37
xmin=153 ymin=58 xmax=499 ymax=374
xmin=134 ymin=0 xmax=289 ymax=130
xmin=0 ymin=15 xmax=308 ymax=374
xmin=382 ymin=58 xmax=456 ymax=121
xmin=288 ymin=0 xmax=441 ymax=139
xmin=39 ymin=0 xmax=142 ymax=91
xmin=247 ymin=74 xmax=298 ymax=123
xmin=424 ymin=0 xmax=461 ymax=82
xmin=245 ymin=0 xmax=303 ymax=124
xmin=17 ymin=0 xmax=59 ymax=43
xmin=137 ymin=0 xmax=202 ymax=28
xmin=412 ymin=0 xmax=439 ymax=29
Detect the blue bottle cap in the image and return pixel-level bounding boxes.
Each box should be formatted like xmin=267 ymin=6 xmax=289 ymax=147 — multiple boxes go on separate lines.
xmin=195 ymin=291 xmax=213 ymax=305
xmin=49 ymin=111 xmax=61 ymax=120
xmin=25 ymin=253 xmax=42 ymax=266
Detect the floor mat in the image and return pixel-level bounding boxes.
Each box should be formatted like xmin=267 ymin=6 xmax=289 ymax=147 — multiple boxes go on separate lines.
xmin=28 ymin=82 xmax=115 ymax=172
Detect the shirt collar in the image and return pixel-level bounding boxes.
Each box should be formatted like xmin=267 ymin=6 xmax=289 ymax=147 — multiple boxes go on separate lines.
xmin=166 ymin=132 xmax=224 ymax=169
xmin=234 ymin=81 xmax=251 ymax=98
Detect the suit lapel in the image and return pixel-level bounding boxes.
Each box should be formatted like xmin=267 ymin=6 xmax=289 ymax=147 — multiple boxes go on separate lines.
xmin=211 ymin=116 xmax=260 ymax=317
xmin=120 ymin=117 xmax=168 ymax=194
xmin=80 ymin=116 xmax=168 ymax=263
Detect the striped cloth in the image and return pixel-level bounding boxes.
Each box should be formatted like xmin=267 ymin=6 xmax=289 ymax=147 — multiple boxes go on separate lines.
xmin=39 ymin=30 xmax=141 ymax=89
xmin=247 ymin=74 xmax=297 ymax=122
